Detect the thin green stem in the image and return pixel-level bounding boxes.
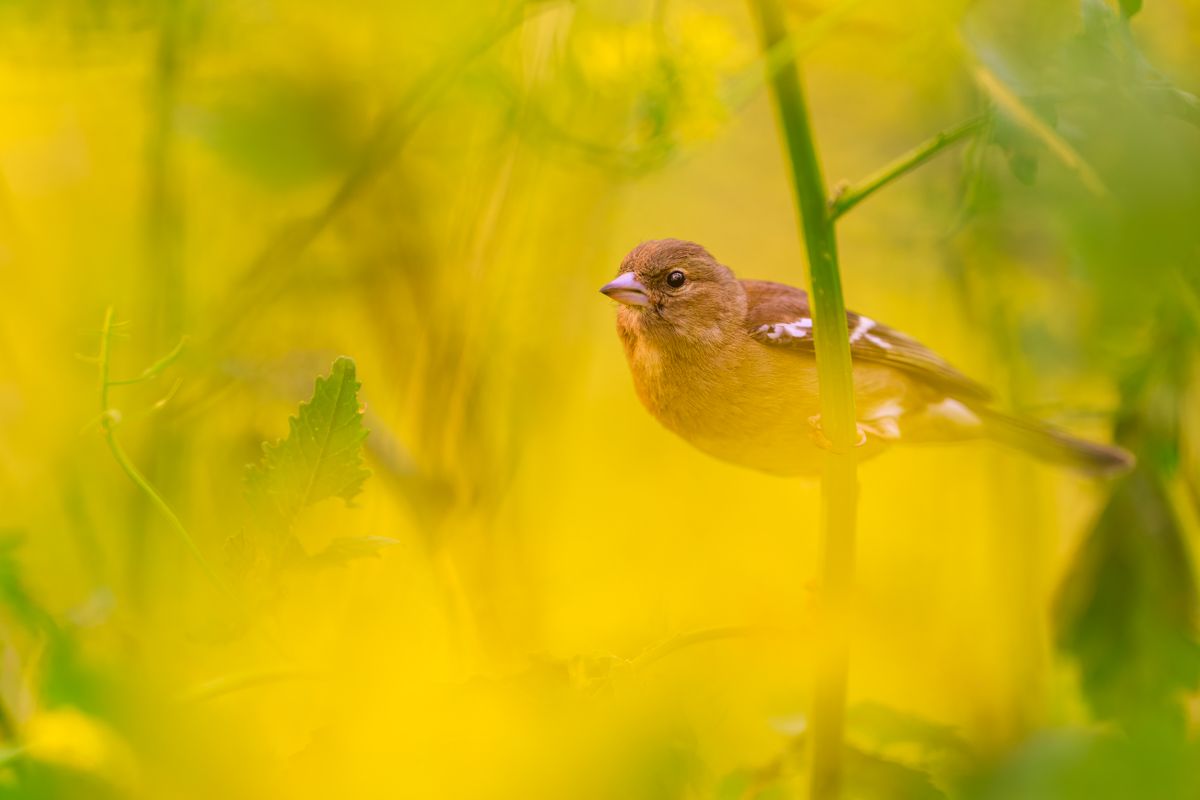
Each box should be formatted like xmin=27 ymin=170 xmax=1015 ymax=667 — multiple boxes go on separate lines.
xmin=829 ymin=116 xmax=988 ymax=220
xmin=748 ymin=2 xmax=859 ymax=798
xmin=98 ymin=309 xmax=232 ymax=600
xmin=98 ymin=307 xmax=114 ymax=416
xmin=107 ymin=336 xmax=186 ymax=385
xmin=102 ymin=431 xmax=230 ymax=596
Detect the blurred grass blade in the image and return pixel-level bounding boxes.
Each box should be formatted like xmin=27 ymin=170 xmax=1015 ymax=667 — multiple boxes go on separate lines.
xmin=974 ymin=65 xmax=1109 ymax=198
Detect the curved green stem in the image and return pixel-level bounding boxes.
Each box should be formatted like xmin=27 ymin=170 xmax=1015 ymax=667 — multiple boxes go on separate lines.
xmin=98 ymin=308 xmax=232 ymax=600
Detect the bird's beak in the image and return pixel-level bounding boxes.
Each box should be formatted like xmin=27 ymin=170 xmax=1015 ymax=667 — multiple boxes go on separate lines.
xmin=600 ymin=272 xmax=650 ymax=307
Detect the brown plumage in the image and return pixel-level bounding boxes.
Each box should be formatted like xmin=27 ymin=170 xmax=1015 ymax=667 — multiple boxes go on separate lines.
xmin=601 ymin=238 xmax=1133 ymax=477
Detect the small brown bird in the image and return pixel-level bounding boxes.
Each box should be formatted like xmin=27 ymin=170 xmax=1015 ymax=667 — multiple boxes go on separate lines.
xmin=601 ymin=239 xmax=1132 ymax=477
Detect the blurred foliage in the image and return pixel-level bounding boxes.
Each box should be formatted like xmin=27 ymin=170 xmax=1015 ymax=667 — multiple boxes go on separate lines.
xmin=0 ymin=0 xmax=1198 ymax=797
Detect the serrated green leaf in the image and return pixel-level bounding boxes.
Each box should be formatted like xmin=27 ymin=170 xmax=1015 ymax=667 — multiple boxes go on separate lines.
xmin=246 ymin=357 xmax=370 ymax=526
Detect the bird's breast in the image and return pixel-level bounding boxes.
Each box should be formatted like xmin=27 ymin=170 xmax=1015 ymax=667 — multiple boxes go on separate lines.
xmin=620 ymin=333 xmax=828 ymax=474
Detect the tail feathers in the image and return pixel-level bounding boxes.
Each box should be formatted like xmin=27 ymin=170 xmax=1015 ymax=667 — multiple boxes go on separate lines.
xmin=973 ymin=407 xmax=1134 ymax=477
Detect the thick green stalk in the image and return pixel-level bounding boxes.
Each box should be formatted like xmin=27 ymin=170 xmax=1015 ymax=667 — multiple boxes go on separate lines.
xmin=748 ymin=1 xmax=859 ymax=797
xmin=749 ymin=0 xmax=856 ymax=445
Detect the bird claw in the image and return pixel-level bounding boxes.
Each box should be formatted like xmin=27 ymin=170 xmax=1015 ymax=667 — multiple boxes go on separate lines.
xmin=808 ymin=415 xmax=868 ymax=452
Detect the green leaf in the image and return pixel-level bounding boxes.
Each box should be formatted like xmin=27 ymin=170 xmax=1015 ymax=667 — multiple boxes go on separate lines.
xmin=848 ymin=702 xmax=970 ymax=761
xmin=246 ymin=357 xmax=370 ymax=527
xmin=1119 ymin=0 xmax=1142 ymax=18
xmin=1055 ymin=468 xmax=1200 ymax=725
xmin=192 ymin=73 xmax=365 ymax=188
xmin=845 ymin=745 xmax=947 ymax=800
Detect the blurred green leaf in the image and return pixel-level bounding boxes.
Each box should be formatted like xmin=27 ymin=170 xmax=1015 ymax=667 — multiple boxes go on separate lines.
xmin=984 ymin=95 xmax=1060 ymax=188
xmin=719 ymin=736 xmax=945 ymax=800
xmin=0 ymin=534 xmax=55 ymax=635
xmin=961 ymin=727 xmax=1200 ymax=800
xmin=191 ymin=73 xmax=364 ymax=187
xmin=1118 ymin=0 xmax=1142 ymax=19
xmin=845 ymin=745 xmax=946 ymax=800
xmin=847 ymin=702 xmax=970 ymax=761
xmin=246 ymin=357 xmax=370 ymax=527
xmin=1055 ymin=467 xmax=1200 ymax=725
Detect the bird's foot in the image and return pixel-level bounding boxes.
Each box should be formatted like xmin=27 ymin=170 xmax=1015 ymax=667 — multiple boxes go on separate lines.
xmin=808 ymin=414 xmax=868 ymax=452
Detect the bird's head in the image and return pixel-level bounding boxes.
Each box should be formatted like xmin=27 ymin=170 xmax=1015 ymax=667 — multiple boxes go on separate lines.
xmin=600 ymin=239 xmax=745 ymax=347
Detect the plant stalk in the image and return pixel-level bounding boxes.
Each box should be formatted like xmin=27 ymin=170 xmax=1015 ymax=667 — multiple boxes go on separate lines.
xmin=748 ymin=1 xmax=859 ymax=797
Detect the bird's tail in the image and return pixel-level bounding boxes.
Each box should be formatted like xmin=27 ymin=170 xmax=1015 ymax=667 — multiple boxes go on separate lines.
xmin=973 ymin=406 xmax=1134 ymax=477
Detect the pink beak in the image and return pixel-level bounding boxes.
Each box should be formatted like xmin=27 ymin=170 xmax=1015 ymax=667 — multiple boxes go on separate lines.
xmin=600 ymin=272 xmax=650 ymax=307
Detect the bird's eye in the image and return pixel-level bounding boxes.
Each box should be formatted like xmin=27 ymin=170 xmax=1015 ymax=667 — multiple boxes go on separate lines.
xmin=666 ymin=270 xmax=686 ymax=288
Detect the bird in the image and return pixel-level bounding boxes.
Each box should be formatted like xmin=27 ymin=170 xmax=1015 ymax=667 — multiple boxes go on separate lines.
xmin=600 ymin=238 xmax=1133 ymax=477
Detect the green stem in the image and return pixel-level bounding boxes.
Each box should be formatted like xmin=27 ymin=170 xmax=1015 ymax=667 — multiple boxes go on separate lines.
xmin=98 ymin=309 xmax=232 ymax=600
xmin=748 ymin=2 xmax=859 ymax=797
xmin=829 ymin=116 xmax=988 ymax=220
xmin=748 ymin=1 xmax=856 ymax=444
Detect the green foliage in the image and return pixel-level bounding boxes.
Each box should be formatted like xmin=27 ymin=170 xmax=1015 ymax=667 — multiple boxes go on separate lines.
xmin=717 ymin=733 xmax=950 ymax=800
xmin=846 ymin=702 xmax=970 ymax=764
xmin=0 ymin=533 xmax=55 ymax=636
xmin=962 ymin=728 xmax=1200 ymax=800
xmin=1055 ymin=329 xmax=1200 ymax=727
xmin=246 ymin=356 xmax=370 ymax=529
xmin=988 ymin=103 xmax=1051 ymax=186
xmin=1056 ymin=469 xmax=1200 ymax=724
xmin=2 ymin=1 xmax=1198 ymax=797
xmin=844 ymin=746 xmax=946 ymax=800
xmin=194 ymin=73 xmax=366 ymax=188
xmin=1118 ymin=0 xmax=1143 ymax=17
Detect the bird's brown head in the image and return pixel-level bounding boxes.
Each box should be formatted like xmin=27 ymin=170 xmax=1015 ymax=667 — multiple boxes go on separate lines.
xmin=600 ymin=239 xmax=745 ymax=347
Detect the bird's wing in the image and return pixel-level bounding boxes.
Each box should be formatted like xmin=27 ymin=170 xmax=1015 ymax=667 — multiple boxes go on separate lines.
xmin=743 ymin=279 xmax=992 ymax=401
